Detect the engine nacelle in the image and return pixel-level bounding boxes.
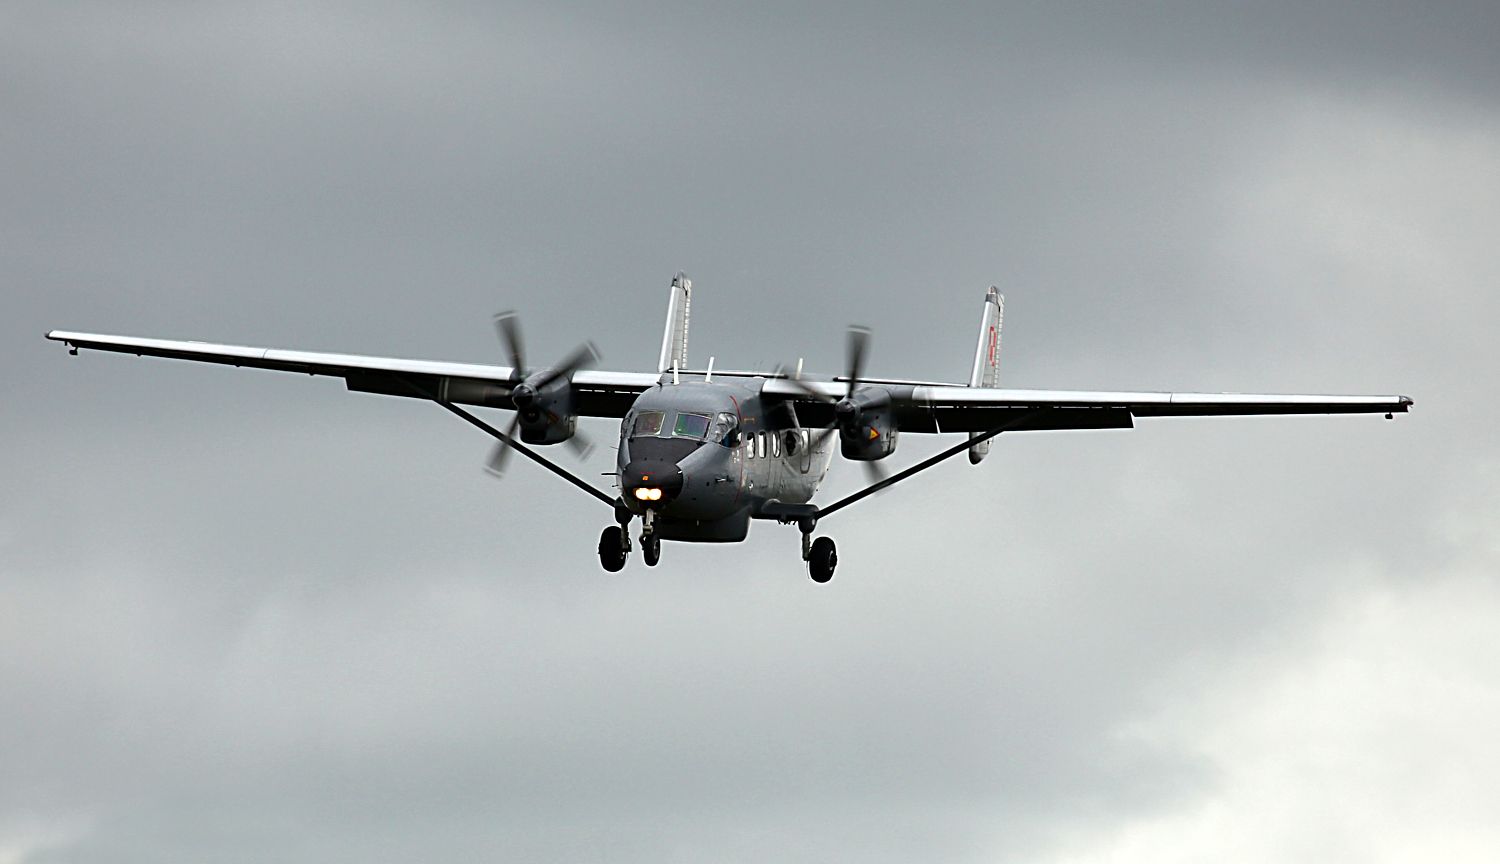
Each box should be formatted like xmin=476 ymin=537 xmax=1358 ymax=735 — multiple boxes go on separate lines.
xmin=514 ymin=374 xmax=580 ymax=446
xmin=838 ymin=389 xmax=898 ymax=461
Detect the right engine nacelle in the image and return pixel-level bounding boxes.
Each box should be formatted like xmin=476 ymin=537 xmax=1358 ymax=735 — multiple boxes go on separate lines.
xmin=511 ymin=372 xmax=581 ymax=446
xmin=839 ymin=395 xmax=898 ymax=461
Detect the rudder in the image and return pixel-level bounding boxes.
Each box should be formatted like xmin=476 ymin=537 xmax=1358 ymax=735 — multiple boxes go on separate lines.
xmin=657 ymin=272 xmax=692 ymax=374
xmin=967 ymin=287 xmax=1004 ymax=464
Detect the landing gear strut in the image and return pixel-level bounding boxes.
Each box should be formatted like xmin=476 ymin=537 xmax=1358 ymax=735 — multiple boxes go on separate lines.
xmin=598 ymin=504 xmax=634 ymax=572
xmin=799 ymin=515 xmax=836 ymax=584
xmin=640 ymin=509 xmax=661 ymax=567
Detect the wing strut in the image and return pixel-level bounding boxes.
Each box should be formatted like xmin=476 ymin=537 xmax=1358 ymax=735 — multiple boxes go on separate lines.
xmin=814 ymin=410 xmax=1045 ymax=520
xmin=397 ymin=376 xmax=616 ymax=508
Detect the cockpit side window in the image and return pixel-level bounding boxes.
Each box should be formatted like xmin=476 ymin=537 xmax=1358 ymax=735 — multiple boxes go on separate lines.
xmin=710 ymin=412 xmax=740 ymax=446
xmin=631 ymin=411 xmax=665 ymax=437
xmin=672 ymin=412 xmax=712 ymax=439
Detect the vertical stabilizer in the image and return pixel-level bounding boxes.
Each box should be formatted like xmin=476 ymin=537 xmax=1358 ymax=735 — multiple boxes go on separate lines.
xmin=657 ymin=272 xmax=692 ymax=374
xmin=968 ymin=287 xmax=1004 ymax=464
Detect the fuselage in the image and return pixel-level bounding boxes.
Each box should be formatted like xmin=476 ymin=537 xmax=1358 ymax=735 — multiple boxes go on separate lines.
xmin=616 ymin=375 xmax=834 ymax=542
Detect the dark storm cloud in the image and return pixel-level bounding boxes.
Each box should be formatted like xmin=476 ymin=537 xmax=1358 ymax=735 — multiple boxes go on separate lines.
xmin=3 ymin=2 xmax=1497 ymax=862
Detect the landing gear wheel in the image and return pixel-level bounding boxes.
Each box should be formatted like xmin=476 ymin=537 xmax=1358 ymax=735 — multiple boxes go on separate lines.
xmin=808 ymin=536 xmax=837 ymax=583
xmin=598 ymin=525 xmax=628 ymax=572
xmin=642 ymin=533 xmax=661 ymax=567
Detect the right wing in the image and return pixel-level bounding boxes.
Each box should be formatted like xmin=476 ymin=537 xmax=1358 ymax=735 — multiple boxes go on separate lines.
xmin=760 ymin=377 xmax=1412 ymax=432
xmin=45 ymin=331 xmax=658 ymax=418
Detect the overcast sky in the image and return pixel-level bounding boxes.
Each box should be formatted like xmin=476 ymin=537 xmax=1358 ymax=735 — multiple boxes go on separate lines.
xmin=3 ymin=2 xmax=1498 ymax=862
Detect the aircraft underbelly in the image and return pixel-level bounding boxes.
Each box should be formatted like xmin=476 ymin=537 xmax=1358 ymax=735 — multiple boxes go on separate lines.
xmin=658 ymin=509 xmax=751 ymax=543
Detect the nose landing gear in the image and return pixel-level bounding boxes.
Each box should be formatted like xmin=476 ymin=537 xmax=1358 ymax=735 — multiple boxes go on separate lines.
xmin=640 ymin=509 xmax=661 ymax=567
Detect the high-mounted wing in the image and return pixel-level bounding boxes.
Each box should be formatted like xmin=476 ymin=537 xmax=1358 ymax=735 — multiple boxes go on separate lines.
xmin=45 ymin=331 xmax=657 ymax=418
xmin=761 ymin=378 xmax=1412 ymax=433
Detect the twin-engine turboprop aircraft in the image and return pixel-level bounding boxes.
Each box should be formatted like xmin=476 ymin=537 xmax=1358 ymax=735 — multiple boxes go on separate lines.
xmin=48 ymin=274 xmax=1411 ymax=582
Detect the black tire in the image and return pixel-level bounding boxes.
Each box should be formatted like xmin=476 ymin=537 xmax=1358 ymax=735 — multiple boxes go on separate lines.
xmin=808 ymin=536 xmax=837 ymax=583
xmin=598 ymin=526 xmax=627 ymax=572
xmin=643 ymin=533 xmax=661 ymax=567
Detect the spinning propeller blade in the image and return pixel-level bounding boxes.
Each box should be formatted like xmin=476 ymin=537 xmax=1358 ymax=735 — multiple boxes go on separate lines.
xmin=483 ymin=311 xmax=599 ymax=480
xmin=844 ymin=325 xmax=870 ymax=399
xmin=494 ymin=310 xmax=526 ymax=380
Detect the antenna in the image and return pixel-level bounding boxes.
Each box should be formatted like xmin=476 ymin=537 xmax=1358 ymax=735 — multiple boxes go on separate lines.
xmin=705 ymin=356 xmax=715 ymax=383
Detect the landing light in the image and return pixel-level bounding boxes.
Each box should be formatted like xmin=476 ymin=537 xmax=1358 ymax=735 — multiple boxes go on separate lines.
xmin=633 ymin=487 xmax=663 ymax=502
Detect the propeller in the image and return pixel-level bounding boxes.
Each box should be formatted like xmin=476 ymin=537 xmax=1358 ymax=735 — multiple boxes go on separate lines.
xmin=782 ymin=326 xmax=889 ymax=486
xmin=485 ymin=311 xmax=597 ymax=479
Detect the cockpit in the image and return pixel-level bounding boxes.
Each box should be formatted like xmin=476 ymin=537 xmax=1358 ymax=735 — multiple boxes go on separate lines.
xmin=628 ymin=410 xmax=739 ymax=447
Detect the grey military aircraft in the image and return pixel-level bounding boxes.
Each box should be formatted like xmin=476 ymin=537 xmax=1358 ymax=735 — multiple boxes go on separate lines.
xmin=48 ymin=274 xmax=1411 ymax=582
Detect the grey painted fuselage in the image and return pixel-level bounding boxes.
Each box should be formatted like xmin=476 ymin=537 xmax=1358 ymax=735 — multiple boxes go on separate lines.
xmin=617 ymin=375 xmax=834 ymax=542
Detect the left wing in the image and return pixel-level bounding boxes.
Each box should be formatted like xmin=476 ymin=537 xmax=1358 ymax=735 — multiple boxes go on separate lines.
xmin=45 ymin=331 xmax=657 ymax=418
xmin=761 ymin=378 xmax=1412 ymax=433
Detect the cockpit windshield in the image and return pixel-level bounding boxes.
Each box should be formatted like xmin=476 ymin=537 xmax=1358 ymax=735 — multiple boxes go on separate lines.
xmin=672 ymin=412 xmax=711 ymax=439
xmin=631 ymin=411 xmax=665 ymax=437
xmin=628 ymin=409 xmax=725 ymax=444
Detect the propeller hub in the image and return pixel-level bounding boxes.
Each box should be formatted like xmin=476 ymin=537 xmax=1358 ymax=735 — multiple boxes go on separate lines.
xmin=511 ymin=382 xmax=537 ymax=409
xmin=834 ymin=398 xmax=859 ymax=424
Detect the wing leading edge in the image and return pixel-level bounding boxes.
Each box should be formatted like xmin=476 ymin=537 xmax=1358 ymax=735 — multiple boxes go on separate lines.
xmin=45 ymin=330 xmax=657 ymax=418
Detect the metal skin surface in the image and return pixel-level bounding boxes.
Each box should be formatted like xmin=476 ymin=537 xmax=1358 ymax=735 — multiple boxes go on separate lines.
xmin=45 ymin=274 xmax=1413 ymax=575
xmin=618 ymin=380 xmax=835 ymax=541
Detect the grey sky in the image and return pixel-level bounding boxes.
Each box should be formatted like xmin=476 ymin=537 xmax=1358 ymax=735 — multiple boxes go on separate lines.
xmin=3 ymin=2 xmax=1497 ymax=862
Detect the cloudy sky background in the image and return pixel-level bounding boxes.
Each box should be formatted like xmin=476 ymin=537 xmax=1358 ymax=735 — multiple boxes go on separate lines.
xmin=3 ymin=2 xmax=1497 ymax=861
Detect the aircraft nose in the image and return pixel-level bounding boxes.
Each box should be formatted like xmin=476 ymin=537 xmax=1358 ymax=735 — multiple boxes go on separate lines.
xmin=623 ymin=459 xmax=685 ymax=506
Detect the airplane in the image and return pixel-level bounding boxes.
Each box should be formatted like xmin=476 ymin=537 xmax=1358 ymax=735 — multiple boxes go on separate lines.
xmin=47 ymin=274 xmax=1412 ymax=583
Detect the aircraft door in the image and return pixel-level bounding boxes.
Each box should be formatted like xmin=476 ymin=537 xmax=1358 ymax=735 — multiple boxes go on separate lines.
xmin=783 ymin=428 xmax=812 ymax=474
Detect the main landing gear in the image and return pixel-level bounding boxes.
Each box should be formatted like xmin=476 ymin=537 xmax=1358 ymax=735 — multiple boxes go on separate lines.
xmin=799 ymin=516 xmax=837 ymax=584
xmin=598 ymin=502 xmax=634 ymax=572
xmin=598 ymin=525 xmax=628 ymax=572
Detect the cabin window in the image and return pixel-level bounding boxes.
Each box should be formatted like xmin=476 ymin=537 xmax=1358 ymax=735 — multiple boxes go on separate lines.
xmin=756 ymin=431 xmax=767 ymax=459
xmin=769 ymin=430 xmax=781 ymax=457
xmin=673 ymin=412 xmax=712 ymax=439
xmin=631 ymin=411 xmax=665 ymax=437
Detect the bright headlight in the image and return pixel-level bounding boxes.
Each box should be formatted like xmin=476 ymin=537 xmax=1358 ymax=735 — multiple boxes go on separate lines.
xmin=633 ymin=487 xmax=663 ymax=502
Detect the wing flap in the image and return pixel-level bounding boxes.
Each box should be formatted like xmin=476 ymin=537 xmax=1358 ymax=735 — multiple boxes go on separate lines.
xmin=915 ymin=385 xmax=1411 ymax=431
